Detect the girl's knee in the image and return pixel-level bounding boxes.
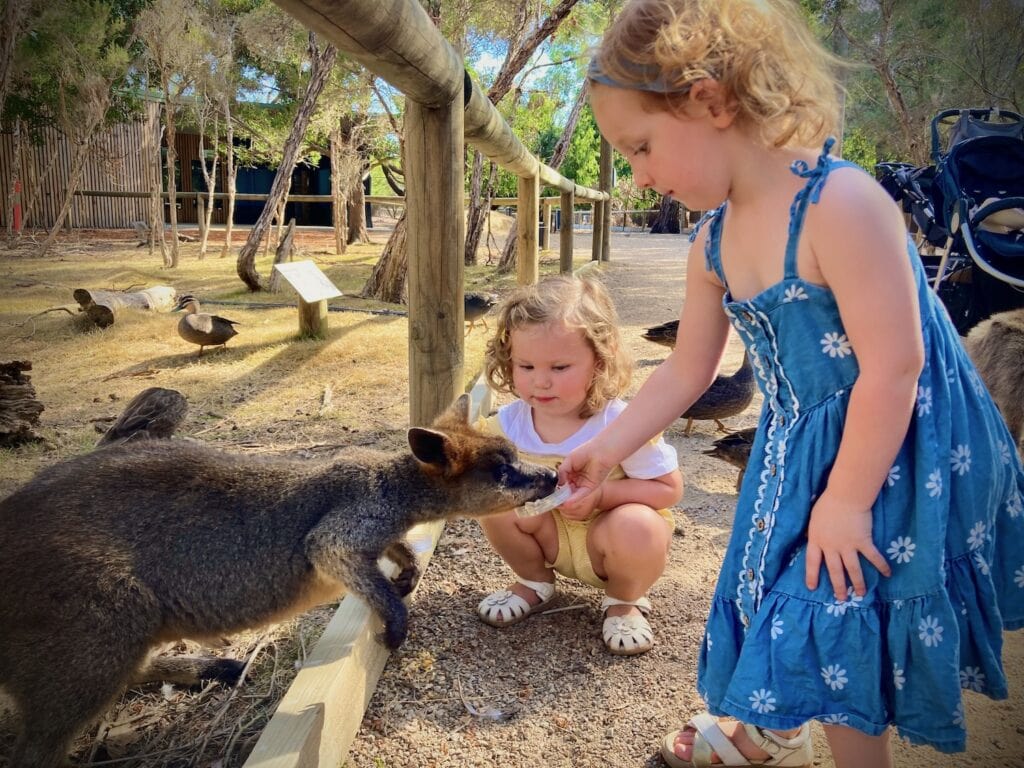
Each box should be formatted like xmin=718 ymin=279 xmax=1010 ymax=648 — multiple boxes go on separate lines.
xmin=591 ymin=504 xmax=671 ymax=556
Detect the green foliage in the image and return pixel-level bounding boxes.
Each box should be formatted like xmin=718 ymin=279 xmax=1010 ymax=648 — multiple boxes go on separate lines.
xmin=839 ymin=127 xmax=877 ymax=170
xmin=7 ymin=0 xmax=133 ymax=136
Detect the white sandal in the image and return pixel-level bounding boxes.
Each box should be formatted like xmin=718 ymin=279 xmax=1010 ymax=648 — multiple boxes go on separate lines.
xmin=477 ymin=577 xmax=555 ymax=627
xmin=601 ymin=595 xmax=654 ymax=656
xmin=661 ymin=712 xmax=813 ymax=767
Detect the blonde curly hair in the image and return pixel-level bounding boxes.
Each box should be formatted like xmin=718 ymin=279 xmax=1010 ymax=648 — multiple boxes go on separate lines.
xmin=484 ymin=276 xmax=633 ymax=419
xmin=590 ymin=0 xmax=842 ymax=149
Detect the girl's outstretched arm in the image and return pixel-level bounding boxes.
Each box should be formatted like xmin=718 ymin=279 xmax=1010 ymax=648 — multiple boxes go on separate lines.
xmin=804 ymin=168 xmax=924 ymax=600
xmin=559 ymin=230 xmax=731 ymax=498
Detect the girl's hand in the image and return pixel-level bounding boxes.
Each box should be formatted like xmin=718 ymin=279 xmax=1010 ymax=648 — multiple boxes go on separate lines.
xmin=557 ymin=438 xmax=616 ymax=505
xmin=558 ymin=483 xmax=604 ymax=521
xmin=805 ymin=490 xmax=891 ymax=601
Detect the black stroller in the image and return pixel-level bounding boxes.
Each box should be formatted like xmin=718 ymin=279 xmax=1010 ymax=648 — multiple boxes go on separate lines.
xmin=878 ymin=108 xmax=1024 ymax=334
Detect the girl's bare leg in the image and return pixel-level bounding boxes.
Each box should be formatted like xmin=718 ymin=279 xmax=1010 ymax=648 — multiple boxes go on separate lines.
xmin=823 ymin=724 xmax=892 ymax=768
xmin=479 ymin=510 xmax=558 ymax=603
xmin=589 ymin=503 xmax=671 ymax=618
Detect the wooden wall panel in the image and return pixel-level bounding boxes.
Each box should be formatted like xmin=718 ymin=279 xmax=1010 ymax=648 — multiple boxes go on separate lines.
xmin=0 ymin=100 xmax=159 ymax=230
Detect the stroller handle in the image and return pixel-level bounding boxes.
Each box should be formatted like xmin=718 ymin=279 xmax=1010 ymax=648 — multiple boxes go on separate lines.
xmin=930 ymin=107 xmax=1024 ymax=163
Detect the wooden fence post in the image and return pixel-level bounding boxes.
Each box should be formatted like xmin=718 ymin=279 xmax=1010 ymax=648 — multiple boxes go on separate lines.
xmin=599 ymin=136 xmax=613 ymax=262
xmin=517 ymin=173 xmax=539 ymax=285
xmin=559 ymin=189 xmax=574 ymax=274
xmin=406 ymin=98 xmax=465 ymax=427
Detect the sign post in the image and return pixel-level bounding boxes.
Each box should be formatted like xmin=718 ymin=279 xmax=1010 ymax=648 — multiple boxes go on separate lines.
xmin=272 ymin=261 xmax=343 ymax=339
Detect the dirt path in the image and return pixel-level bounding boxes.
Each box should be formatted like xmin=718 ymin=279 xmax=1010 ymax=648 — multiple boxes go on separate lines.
xmin=345 ymin=231 xmax=1023 ymax=768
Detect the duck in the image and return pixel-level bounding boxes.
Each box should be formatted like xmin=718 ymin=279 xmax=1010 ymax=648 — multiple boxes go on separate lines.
xmin=173 ymin=294 xmax=240 ymax=356
xmin=642 ymin=319 xmax=678 ymax=348
xmin=681 ymin=351 xmax=755 ymax=436
xmin=96 ymin=387 xmax=187 ymax=447
xmin=465 ymin=291 xmax=499 ymax=336
xmin=703 ymin=426 xmax=757 ymax=490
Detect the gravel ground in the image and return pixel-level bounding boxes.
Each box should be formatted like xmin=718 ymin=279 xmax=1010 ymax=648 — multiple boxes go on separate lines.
xmin=345 ymin=231 xmax=1024 ymax=768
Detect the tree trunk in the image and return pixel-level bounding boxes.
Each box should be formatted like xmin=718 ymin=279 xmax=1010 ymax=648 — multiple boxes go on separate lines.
xmin=648 ymin=196 xmax=681 ymax=234
xmin=38 ymin=135 xmax=93 ymax=257
xmin=496 ymin=84 xmax=588 ymax=269
xmin=361 ymin=211 xmax=408 ymax=303
xmin=145 ymin=108 xmax=167 ymax=261
xmin=220 ymin=99 xmax=236 ymax=259
xmin=162 ymin=76 xmax=180 ymax=267
xmin=498 ymin=217 xmax=518 ymax=273
xmin=346 ymin=174 xmax=369 ymax=244
xmin=197 ymin=111 xmax=219 ymax=259
xmin=5 ymin=117 xmax=20 ymax=241
xmin=0 ymin=0 xmax=30 ymax=127
xmin=330 ymin=127 xmax=347 ymax=255
xmin=236 ymin=35 xmax=337 ymax=291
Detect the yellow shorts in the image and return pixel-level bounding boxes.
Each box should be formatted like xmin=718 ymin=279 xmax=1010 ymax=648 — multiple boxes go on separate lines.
xmin=546 ymin=507 xmax=675 ymax=588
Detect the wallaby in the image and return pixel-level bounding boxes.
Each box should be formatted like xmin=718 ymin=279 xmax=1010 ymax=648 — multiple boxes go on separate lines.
xmin=0 ymin=394 xmax=556 ymax=768
xmin=964 ymin=307 xmax=1024 ymax=454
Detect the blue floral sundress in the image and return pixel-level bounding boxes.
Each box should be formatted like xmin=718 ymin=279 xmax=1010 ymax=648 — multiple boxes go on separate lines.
xmin=695 ymin=140 xmax=1024 ymax=753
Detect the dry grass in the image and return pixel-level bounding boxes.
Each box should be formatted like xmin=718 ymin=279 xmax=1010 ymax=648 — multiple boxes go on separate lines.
xmin=0 ymin=216 xmax=584 ymax=766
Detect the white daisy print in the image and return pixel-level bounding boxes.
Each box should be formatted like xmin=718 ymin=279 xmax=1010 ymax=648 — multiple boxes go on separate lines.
xmin=821 ymin=332 xmax=853 ymax=358
xmin=917 ymin=386 xmax=933 ymax=416
xmin=706 ymin=632 xmax=713 ymax=651
xmin=749 ymin=689 xmax=777 ymax=714
xmin=950 ymin=445 xmax=972 ymax=476
xmin=967 ymin=521 xmax=988 ymax=550
xmin=821 ymin=665 xmax=849 ymax=691
xmin=820 ymin=714 xmax=849 ymax=725
xmin=1008 ymin=490 xmax=1023 ymax=519
xmin=886 ymin=465 xmax=901 ymax=487
xmin=999 ymin=441 xmax=1012 ymax=465
xmin=974 ymin=551 xmax=990 ymax=576
xmin=919 ymin=615 xmax=945 ymax=647
xmin=783 ymin=284 xmax=809 ymax=302
xmin=893 ymin=599 xmax=905 ymax=610
xmin=945 ymin=367 xmax=956 ymax=384
xmin=952 ymin=702 xmax=966 ymax=727
xmin=959 ymin=666 xmax=986 ymax=692
xmin=771 ymin=615 xmax=784 ymax=640
xmin=887 ymin=536 xmax=916 ymax=564
xmin=967 ymin=370 xmax=986 ymax=397
xmin=1014 ymin=566 xmax=1024 ymax=588
xmin=893 ymin=663 xmax=906 ymax=691
xmin=926 ymin=469 xmax=943 ymax=498
xmin=826 ymin=589 xmax=863 ymax=616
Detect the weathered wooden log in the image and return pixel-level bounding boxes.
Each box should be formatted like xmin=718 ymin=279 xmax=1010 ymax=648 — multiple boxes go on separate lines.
xmin=0 ymin=361 xmax=46 ymax=447
xmin=73 ymin=285 xmax=178 ymax=328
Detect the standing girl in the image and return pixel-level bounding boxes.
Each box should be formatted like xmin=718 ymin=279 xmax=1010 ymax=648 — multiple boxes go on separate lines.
xmin=475 ymin=276 xmax=683 ymax=656
xmin=559 ymin=0 xmax=1024 ymax=765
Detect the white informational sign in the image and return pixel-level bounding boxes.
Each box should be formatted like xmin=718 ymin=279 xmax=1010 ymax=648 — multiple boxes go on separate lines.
xmin=273 ymin=261 xmax=343 ymax=303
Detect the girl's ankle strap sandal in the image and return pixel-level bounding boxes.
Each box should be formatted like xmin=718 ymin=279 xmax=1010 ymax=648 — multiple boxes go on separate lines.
xmin=600 ymin=595 xmax=654 ymax=656
xmin=477 ymin=577 xmax=555 ymax=627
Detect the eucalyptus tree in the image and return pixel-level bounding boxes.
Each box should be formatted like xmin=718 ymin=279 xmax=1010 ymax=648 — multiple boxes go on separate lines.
xmin=829 ymin=0 xmax=1023 ymax=165
xmin=137 ymin=0 xmax=210 ymax=267
xmin=233 ymin=1 xmax=337 ymax=291
xmin=24 ymin=1 xmax=132 ymax=256
xmin=361 ymin=0 xmax=589 ymax=303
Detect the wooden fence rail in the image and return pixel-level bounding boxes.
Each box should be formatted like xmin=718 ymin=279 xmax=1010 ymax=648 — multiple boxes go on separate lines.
xmin=239 ymin=0 xmax=610 ymax=765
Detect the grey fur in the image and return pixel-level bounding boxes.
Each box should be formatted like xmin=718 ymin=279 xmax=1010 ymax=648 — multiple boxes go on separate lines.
xmin=964 ymin=308 xmax=1024 ymax=454
xmin=0 ymin=395 xmax=556 ymax=767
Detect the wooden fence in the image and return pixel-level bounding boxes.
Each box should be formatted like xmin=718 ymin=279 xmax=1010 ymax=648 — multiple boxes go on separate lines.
xmin=235 ymin=1 xmax=610 ymax=765
xmin=0 ymin=101 xmax=160 ymax=230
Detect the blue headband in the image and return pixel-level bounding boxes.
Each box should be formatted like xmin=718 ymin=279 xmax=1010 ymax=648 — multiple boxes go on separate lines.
xmin=586 ymin=57 xmax=688 ymax=94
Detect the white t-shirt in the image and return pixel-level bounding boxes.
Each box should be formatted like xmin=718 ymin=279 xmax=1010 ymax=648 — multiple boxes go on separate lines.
xmin=496 ymin=398 xmax=678 ymax=480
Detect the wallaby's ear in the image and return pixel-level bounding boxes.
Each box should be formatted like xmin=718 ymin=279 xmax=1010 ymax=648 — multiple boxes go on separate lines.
xmin=408 ymin=427 xmax=452 ymax=470
xmin=449 ymin=393 xmax=470 ymax=424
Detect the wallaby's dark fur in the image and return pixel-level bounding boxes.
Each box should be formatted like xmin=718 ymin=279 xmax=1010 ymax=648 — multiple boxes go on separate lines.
xmin=0 ymin=395 xmax=556 ymax=767
xmin=964 ymin=308 xmax=1024 ymax=453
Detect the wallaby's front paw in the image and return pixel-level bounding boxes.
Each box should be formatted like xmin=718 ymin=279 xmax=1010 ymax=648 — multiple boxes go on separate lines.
xmin=392 ymin=564 xmax=420 ymax=597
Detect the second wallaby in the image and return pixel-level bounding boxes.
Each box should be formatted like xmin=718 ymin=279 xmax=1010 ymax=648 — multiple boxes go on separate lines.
xmin=964 ymin=307 xmax=1024 ymax=454
xmin=0 ymin=394 xmax=557 ymax=768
